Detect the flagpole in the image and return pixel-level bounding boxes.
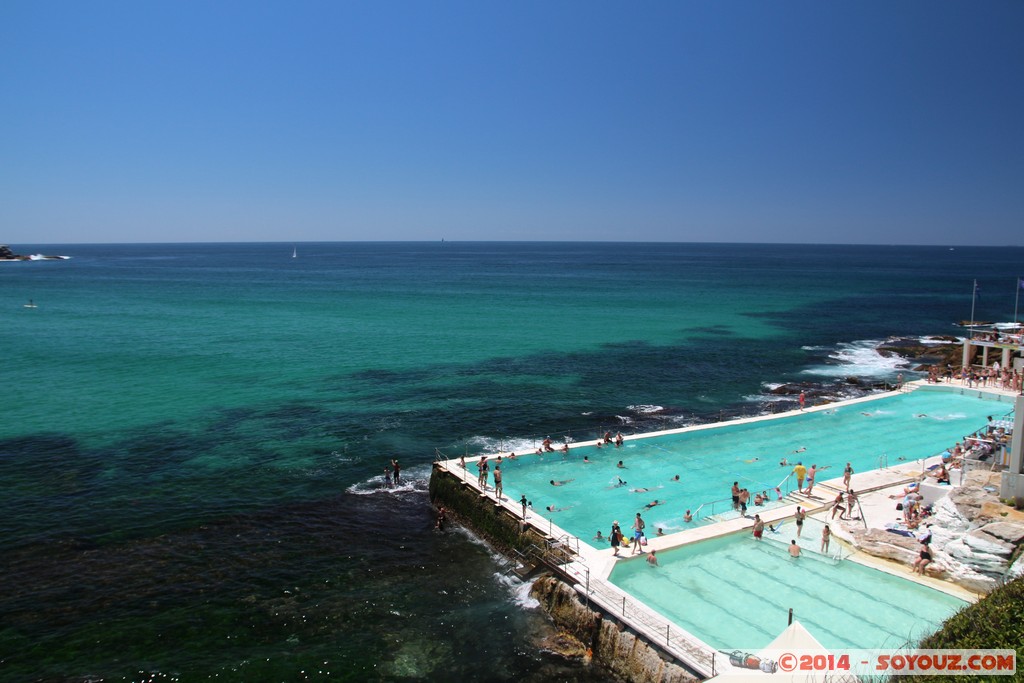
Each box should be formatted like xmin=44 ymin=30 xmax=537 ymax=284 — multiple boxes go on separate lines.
xmin=1015 ymin=276 xmax=1021 ymax=327
xmin=970 ymin=279 xmax=977 ymax=338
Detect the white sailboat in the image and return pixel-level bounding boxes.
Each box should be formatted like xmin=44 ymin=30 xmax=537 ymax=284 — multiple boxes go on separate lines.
xmin=292 ymin=246 xmax=297 ymax=258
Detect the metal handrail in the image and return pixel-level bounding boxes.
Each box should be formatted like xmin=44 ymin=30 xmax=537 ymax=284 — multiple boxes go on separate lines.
xmin=692 ymin=496 xmax=735 ymax=520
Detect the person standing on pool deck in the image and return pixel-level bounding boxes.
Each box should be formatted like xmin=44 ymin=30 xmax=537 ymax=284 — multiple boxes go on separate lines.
xmin=798 ymin=392 xmax=806 ymax=410
xmin=830 ymin=492 xmax=846 ymax=520
xmin=846 ymin=489 xmax=859 ymax=519
xmin=843 ymin=462 xmax=854 ymax=490
xmin=610 ymin=521 xmax=622 ymax=556
xmin=752 ymin=514 xmax=764 ymax=540
xmin=493 ymin=465 xmax=503 ymax=499
xmin=793 ymin=462 xmax=807 ymax=493
xmin=805 ymin=464 xmax=818 ymax=495
xmin=477 ymin=456 xmax=488 ymax=488
xmin=520 ymin=494 xmax=528 ymax=519
xmin=795 ymin=506 xmax=806 ymax=537
xmin=632 ymin=513 xmax=645 ymax=554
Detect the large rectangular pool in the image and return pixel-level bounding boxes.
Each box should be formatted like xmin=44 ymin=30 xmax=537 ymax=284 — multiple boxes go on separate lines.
xmin=488 ymin=387 xmax=1009 ymax=542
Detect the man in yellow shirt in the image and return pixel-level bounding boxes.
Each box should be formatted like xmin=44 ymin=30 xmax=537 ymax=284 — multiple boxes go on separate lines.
xmin=793 ymin=462 xmax=807 ymax=493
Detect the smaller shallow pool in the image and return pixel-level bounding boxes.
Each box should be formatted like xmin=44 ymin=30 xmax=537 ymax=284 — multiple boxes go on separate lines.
xmin=609 ymin=531 xmax=967 ymax=651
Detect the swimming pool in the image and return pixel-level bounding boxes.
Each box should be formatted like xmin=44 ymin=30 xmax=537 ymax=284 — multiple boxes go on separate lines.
xmin=489 ymin=387 xmax=1010 ymax=542
xmin=608 ymin=531 xmax=967 ymax=651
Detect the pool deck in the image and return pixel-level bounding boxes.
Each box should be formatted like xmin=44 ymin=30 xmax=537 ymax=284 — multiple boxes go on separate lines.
xmin=435 ymin=380 xmax=1017 ymax=678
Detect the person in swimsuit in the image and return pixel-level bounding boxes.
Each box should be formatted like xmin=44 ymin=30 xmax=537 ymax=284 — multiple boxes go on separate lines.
xmin=843 ymin=462 xmax=854 ymax=490
xmin=913 ymin=543 xmax=932 ymax=574
xmin=731 ymin=482 xmax=740 ymax=510
xmin=789 ymin=540 xmax=801 ymax=558
xmin=821 ymin=524 xmax=831 ymax=554
xmin=493 ymin=466 xmax=503 ymax=498
xmin=805 ymin=464 xmax=817 ymax=494
xmin=830 ymin=492 xmax=846 ymax=520
xmin=752 ymin=514 xmax=764 ymax=540
xmin=738 ymin=488 xmax=750 ymax=515
xmin=632 ymin=513 xmax=646 ymax=554
xmin=795 ymin=506 xmax=805 ymax=538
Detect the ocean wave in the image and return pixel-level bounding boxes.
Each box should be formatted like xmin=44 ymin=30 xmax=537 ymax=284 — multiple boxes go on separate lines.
xmin=918 ymin=336 xmax=962 ymax=345
xmin=615 ymin=415 xmax=634 ymax=425
xmin=345 ymin=464 xmax=432 ymax=496
xmin=493 ymin=573 xmax=541 ymax=609
xmin=800 ymin=339 xmax=912 ymax=378
xmin=667 ymin=415 xmax=702 ymax=428
xmin=463 ymin=435 xmax=545 ymax=456
xmin=627 ymin=404 xmax=664 ymax=414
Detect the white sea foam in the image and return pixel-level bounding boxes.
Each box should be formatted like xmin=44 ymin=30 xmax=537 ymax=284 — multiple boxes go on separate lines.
xmin=627 ymin=404 xmax=664 ymax=414
xmin=464 ymin=435 xmax=542 ymax=456
xmin=494 ymin=574 xmax=541 ymax=610
xmin=667 ymin=415 xmax=702 ymax=427
xmin=345 ymin=464 xmax=432 ymax=496
xmin=615 ymin=415 xmax=634 ymax=425
xmin=918 ymin=336 xmax=962 ymax=345
xmin=801 ymin=339 xmax=912 ymax=378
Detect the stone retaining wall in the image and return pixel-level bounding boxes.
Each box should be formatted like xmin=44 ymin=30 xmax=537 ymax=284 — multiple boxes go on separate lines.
xmin=429 ymin=465 xmax=703 ymax=683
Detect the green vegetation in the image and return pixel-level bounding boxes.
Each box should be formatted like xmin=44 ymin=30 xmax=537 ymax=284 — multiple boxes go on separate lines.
xmin=892 ymin=576 xmax=1024 ymax=683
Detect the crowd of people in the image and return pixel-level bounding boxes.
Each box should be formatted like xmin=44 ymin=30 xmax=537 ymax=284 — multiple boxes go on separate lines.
xmin=926 ymin=360 xmax=1024 ymax=393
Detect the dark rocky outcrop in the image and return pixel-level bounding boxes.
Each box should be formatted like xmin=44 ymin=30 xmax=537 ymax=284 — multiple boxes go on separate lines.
xmin=876 ymin=336 xmax=966 ymax=371
xmin=531 ymin=575 xmax=700 ymax=683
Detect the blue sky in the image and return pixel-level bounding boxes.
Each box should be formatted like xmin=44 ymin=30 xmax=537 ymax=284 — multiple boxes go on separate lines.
xmin=2 ymin=1 xmax=1022 ymax=245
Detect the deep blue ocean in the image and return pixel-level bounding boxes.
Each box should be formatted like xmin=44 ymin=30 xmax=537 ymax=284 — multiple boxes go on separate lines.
xmin=2 ymin=242 xmax=1022 ymax=682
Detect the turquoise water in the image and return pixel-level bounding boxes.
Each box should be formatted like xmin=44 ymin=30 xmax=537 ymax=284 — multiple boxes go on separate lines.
xmin=2 ymin=242 xmax=1022 ymax=681
xmin=609 ymin=531 xmax=968 ymax=651
xmin=495 ymin=388 xmax=1010 ymax=541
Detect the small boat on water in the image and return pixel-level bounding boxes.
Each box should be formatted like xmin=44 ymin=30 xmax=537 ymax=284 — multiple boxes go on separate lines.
xmin=292 ymin=246 xmax=297 ymax=258
xmin=24 ymin=299 xmax=37 ymax=308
